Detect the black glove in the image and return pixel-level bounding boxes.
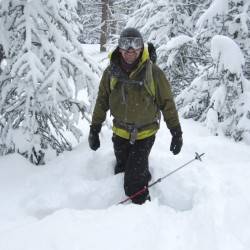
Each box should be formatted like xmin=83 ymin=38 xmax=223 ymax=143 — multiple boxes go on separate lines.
xmin=170 ymin=125 xmax=183 ymax=155
xmin=88 ymin=124 xmax=102 ymax=151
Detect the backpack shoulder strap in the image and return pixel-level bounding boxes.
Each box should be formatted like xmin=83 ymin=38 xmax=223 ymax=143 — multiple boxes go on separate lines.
xmin=109 ymin=61 xmax=156 ymax=99
xmin=110 ymin=76 xmax=118 ymax=91
xmin=144 ymin=60 xmax=156 ymax=99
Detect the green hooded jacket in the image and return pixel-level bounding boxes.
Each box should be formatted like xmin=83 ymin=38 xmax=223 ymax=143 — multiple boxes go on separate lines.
xmin=91 ymin=46 xmax=180 ymax=140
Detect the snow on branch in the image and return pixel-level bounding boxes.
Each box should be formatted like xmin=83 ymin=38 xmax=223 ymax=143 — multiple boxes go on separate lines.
xmin=196 ymin=0 xmax=229 ymax=29
xmin=160 ymin=35 xmax=194 ymax=51
xmin=211 ymin=35 xmax=245 ymax=76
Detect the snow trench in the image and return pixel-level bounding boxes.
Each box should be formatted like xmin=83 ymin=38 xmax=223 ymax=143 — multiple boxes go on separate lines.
xmin=22 ymin=149 xmax=198 ymax=221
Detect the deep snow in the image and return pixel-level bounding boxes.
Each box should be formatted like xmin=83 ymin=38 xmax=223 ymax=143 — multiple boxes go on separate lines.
xmin=0 ymin=45 xmax=250 ymax=250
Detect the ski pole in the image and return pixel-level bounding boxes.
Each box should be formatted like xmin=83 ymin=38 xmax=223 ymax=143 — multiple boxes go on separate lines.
xmin=118 ymin=152 xmax=205 ymax=205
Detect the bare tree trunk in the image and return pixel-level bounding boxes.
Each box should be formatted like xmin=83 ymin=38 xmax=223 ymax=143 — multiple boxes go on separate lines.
xmin=109 ymin=0 xmax=117 ymax=36
xmin=100 ymin=0 xmax=109 ymax=52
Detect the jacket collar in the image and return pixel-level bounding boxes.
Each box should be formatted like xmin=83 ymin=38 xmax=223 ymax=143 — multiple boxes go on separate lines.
xmin=109 ymin=46 xmax=150 ymax=77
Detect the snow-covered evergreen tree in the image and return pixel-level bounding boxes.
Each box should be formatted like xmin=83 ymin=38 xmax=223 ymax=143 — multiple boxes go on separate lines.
xmin=0 ymin=0 xmax=100 ymax=164
xmin=176 ymin=0 xmax=250 ymax=142
xmin=177 ymin=35 xmax=250 ymax=142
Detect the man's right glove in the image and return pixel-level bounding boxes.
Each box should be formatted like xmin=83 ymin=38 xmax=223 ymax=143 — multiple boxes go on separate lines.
xmin=88 ymin=124 xmax=102 ymax=151
xmin=170 ymin=125 xmax=183 ymax=155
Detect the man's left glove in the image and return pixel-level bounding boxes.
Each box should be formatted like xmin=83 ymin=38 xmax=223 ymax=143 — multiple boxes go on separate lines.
xmin=170 ymin=125 xmax=183 ymax=155
xmin=88 ymin=124 xmax=102 ymax=151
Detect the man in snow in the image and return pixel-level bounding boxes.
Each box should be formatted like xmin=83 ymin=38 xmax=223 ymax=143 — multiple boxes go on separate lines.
xmin=88 ymin=28 xmax=183 ymax=204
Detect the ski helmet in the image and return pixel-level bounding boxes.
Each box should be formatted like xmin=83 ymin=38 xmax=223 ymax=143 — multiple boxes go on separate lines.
xmin=118 ymin=28 xmax=144 ymax=50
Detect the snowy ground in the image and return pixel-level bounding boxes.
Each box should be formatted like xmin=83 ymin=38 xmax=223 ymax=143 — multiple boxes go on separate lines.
xmin=0 ymin=45 xmax=250 ymax=250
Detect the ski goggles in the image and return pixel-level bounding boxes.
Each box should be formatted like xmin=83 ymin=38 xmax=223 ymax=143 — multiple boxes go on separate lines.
xmin=118 ymin=37 xmax=143 ymax=51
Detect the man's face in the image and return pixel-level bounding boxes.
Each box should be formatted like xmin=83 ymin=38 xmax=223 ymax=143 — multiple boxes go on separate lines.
xmin=119 ymin=48 xmax=142 ymax=64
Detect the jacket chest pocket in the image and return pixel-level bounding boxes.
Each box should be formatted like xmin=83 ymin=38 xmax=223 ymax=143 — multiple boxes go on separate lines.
xmin=125 ymin=84 xmax=154 ymax=111
xmin=109 ymin=82 xmax=154 ymax=113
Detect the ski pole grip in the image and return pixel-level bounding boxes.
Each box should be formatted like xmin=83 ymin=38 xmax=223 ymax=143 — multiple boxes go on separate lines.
xmin=195 ymin=152 xmax=205 ymax=161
